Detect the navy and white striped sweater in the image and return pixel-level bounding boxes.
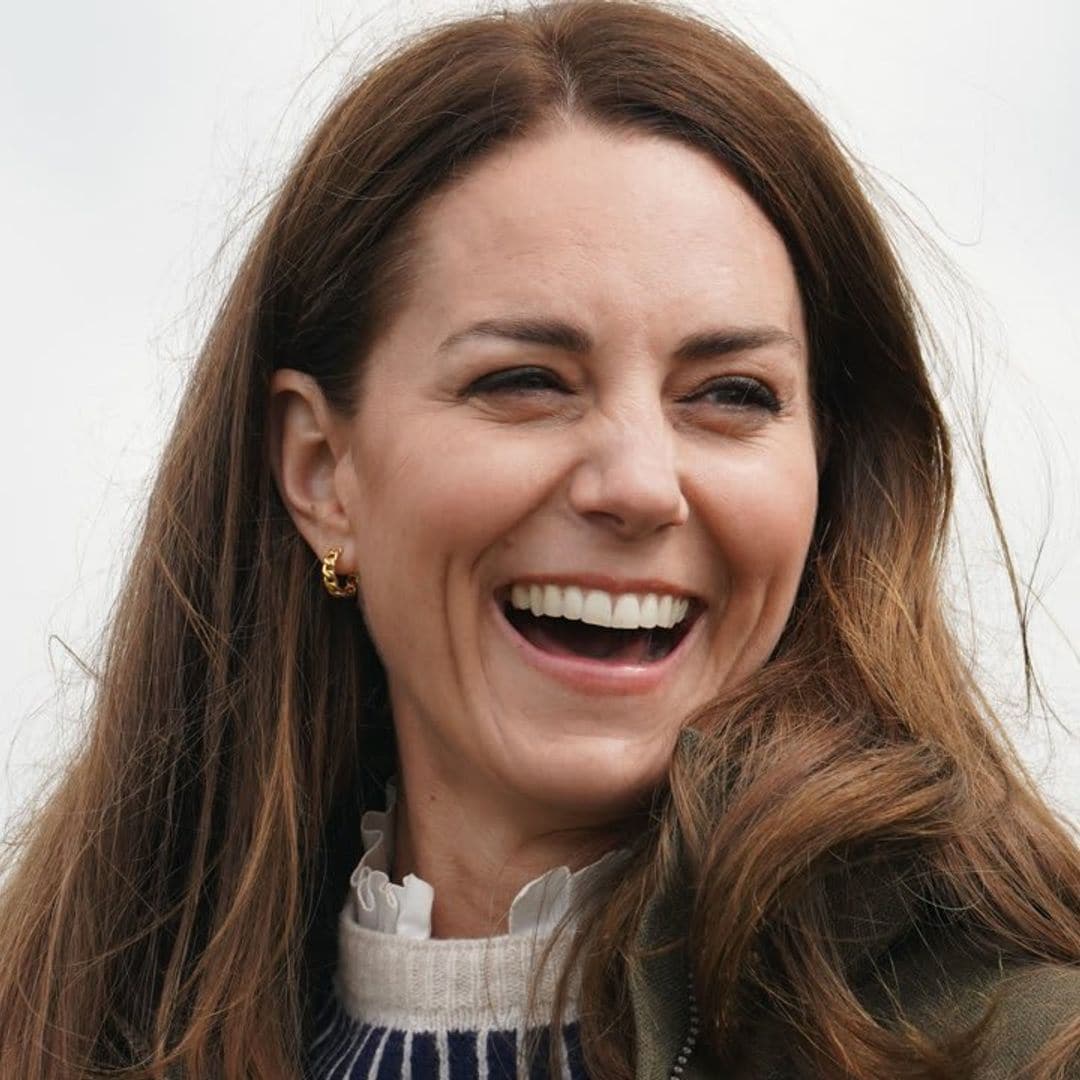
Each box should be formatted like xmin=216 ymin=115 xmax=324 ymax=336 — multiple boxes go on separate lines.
xmin=305 ymin=904 xmax=590 ymax=1080
xmin=305 ymin=993 xmax=588 ymax=1079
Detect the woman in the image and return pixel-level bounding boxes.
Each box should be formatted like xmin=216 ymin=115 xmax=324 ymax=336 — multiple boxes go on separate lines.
xmin=1 ymin=1 xmax=1077 ymax=1077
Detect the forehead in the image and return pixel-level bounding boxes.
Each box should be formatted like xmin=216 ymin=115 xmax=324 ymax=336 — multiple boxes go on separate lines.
xmin=402 ymin=121 xmax=804 ymax=342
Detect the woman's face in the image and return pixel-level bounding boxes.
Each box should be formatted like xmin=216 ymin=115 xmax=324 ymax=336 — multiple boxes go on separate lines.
xmin=334 ymin=122 xmax=818 ymax=826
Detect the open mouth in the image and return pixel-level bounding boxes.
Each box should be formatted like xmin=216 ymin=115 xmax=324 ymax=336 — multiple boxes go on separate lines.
xmin=497 ymin=586 xmax=703 ymax=665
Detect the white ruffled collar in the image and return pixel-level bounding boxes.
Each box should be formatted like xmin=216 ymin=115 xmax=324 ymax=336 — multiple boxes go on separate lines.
xmin=348 ymin=782 xmax=627 ymax=939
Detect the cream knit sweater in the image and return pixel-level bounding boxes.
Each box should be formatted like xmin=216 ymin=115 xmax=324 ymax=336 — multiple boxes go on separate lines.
xmin=304 ymin=789 xmax=622 ymax=1078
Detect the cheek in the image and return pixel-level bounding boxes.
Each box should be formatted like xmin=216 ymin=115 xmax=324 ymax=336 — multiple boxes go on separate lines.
xmin=694 ymin=442 xmax=819 ymax=588
xmin=347 ymin=423 xmax=568 ymax=604
xmin=690 ymin=444 xmax=817 ymax=684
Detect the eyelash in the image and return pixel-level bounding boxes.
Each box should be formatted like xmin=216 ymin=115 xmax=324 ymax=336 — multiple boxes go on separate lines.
xmin=684 ymin=375 xmax=782 ymax=413
xmin=465 ymin=366 xmax=782 ymax=413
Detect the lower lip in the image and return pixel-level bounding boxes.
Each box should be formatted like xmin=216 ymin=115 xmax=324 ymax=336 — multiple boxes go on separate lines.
xmin=491 ymin=597 xmax=704 ymax=696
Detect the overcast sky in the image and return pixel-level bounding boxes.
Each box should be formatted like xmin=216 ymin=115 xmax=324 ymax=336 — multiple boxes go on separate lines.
xmin=2 ymin=0 xmax=1077 ymax=831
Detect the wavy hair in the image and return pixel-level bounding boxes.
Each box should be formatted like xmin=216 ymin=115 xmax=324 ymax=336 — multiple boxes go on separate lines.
xmin=1 ymin=2 xmax=1078 ymax=1076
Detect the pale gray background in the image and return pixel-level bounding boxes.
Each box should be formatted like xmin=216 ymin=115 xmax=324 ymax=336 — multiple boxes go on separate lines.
xmin=2 ymin=0 xmax=1077 ymax=834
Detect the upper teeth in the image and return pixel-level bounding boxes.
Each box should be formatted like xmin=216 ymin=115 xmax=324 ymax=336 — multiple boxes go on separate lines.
xmin=509 ymin=583 xmax=691 ymax=630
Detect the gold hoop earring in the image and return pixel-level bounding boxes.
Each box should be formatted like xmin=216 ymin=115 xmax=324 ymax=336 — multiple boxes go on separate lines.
xmin=321 ymin=547 xmax=358 ymax=599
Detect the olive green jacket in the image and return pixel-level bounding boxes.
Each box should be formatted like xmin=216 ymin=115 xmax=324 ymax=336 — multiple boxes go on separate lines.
xmin=631 ymin=874 xmax=1080 ymax=1079
xmin=630 ymin=738 xmax=1080 ymax=1080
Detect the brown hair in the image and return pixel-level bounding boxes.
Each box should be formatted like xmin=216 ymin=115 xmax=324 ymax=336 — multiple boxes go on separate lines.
xmin=1 ymin=2 xmax=1077 ymax=1076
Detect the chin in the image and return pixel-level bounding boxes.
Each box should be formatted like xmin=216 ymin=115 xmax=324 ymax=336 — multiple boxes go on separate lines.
xmin=503 ymin=730 xmax=676 ymax=823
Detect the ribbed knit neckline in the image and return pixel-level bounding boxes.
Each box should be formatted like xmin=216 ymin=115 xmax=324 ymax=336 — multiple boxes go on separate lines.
xmin=335 ymin=907 xmax=578 ymax=1032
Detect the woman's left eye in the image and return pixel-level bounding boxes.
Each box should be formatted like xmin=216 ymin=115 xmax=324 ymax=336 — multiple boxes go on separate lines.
xmin=682 ymin=376 xmax=781 ymax=413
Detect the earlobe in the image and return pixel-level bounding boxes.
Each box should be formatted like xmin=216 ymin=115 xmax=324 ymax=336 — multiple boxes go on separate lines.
xmin=268 ymin=369 xmax=356 ymax=566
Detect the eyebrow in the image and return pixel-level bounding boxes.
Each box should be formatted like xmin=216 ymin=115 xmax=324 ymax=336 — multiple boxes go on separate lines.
xmin=435 ymin=316 xmax=801 ymax=362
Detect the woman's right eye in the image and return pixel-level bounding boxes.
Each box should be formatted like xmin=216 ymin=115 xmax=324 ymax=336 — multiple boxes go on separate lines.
xmin=465 ymin=366 xmax=569 ymax=396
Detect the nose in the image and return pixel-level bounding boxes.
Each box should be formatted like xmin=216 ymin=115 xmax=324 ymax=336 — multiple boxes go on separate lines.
xmin=567 ymin=402 xmax=690 ymax=539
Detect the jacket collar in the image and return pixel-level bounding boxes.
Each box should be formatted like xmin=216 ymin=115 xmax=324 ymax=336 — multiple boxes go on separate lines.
xmin=629 ymin=728 xmax=922 ymax=1079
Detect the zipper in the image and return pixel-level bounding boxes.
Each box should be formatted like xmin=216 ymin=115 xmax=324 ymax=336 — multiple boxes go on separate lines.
xmin=668 ymin=974 xmax=700 ymax=1078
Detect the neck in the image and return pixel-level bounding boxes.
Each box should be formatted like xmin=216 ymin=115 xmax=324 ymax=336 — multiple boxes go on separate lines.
xmin=391 ymin=773 xmax=623 ymax=939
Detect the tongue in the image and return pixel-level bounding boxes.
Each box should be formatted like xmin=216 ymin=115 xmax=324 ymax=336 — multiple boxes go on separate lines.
xmin=523 ymin=614 xmax=655 ymax=663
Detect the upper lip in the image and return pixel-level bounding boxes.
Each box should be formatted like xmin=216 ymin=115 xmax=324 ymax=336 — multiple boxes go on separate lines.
xmin=496 ymin=572 xmax=703 ymax=602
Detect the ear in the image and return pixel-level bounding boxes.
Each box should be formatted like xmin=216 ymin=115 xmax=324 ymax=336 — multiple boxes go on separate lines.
xmin=268 ymin=368 xmax=357 ymax=571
